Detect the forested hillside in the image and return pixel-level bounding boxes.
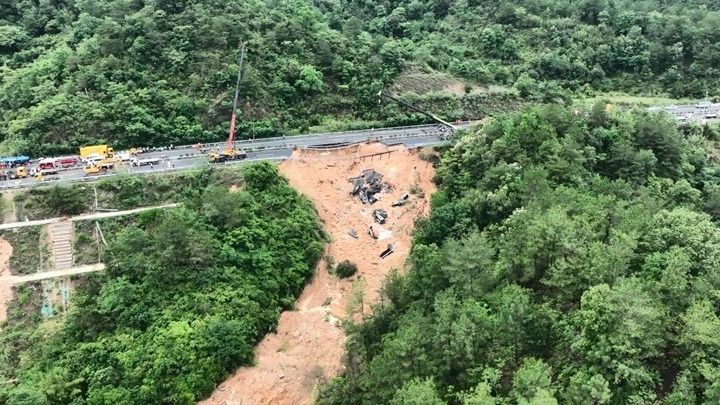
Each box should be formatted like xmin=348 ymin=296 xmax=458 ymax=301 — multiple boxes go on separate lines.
xmin=1 ymin=0 xmax=719 ymax=155
xmin=0 ymin=163 xmax=326 ymax=404
xmin=318 ymin=105 xmax=720 ymax=404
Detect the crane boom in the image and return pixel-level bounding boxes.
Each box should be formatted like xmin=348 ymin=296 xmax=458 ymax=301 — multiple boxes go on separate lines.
xmin=228 ymin=41 xmax=248 ymax=150
xmin=377 ymin=90 xmax=458 ymax=130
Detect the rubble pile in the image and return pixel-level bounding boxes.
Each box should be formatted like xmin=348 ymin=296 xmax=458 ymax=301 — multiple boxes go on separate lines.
xmin=347 ymin=168 xmax=402 ymax=257
xmin=350 ymin=169 xmax=392 ymax=204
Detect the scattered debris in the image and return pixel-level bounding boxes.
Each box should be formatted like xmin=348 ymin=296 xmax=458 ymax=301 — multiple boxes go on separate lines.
xmin=379 ymin=243 xmax=395 ymax=259
xmin=348 ymin=229 xmax=358 ymax=239
xmin=350 ymin=168 xmax=393 ymax=204
xmin=373 ymin=209 xmax=388 ymax=224
xmin=391 ymin=193 xmax=410 ymax=207
xmin=368 ymin=225 xmax=377 ymax=239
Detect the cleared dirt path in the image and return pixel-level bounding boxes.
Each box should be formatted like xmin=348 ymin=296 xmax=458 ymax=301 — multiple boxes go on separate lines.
xmin=9 ymin=263 xmax=105 ymax=284
xmin=200 ymin=143 xmax=436 ymax=405
xmin=0 ymin=203 xmax=179 ymax=230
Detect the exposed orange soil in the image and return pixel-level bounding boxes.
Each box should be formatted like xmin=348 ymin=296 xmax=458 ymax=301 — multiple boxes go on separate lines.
xmin=199 ymin=142 xmax=436 ymax=405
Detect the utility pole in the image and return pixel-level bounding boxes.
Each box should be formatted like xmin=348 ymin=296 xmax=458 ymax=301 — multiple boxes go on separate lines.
xmin=92 ymin=185 xmax=98 ymax=213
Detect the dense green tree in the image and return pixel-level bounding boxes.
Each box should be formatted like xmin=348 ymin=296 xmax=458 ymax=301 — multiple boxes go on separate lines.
xmin=2 ymin=0 xmax=720 ymax=154
xmin=318 ymin=106 xmax=720 ymax=404
xmin=390 ymin=378 xmax=446 ymax=405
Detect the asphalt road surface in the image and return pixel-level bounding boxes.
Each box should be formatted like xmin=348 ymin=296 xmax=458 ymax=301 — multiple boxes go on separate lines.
xmin=0 ymin=124 xmax=454 ymax=190
xmin=646 ymin=102 xmax=720 ymax=123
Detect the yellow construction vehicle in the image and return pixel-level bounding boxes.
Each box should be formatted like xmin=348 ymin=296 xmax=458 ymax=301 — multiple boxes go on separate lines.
xmin=15 ymin=167 xmax=28 ymax=178
xmin=209 ymin=149 xmax=247 ymax=163
xmin=34 ymin=171 xmax=60 ymax=182
xmin=80 ymin=145 xmax=114 ymax=159
xmin=83 ymin=161 xmax=115 ymax=176
xmin=0 ymin=167 xmax=28 ymax=180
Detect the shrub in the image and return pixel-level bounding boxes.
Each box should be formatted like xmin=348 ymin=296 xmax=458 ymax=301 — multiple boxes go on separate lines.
xmin=335 ymin=260 xmax=358 ymax=278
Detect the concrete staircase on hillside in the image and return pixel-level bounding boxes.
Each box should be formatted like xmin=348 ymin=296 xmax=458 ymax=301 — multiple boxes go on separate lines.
xmin=48 ymin=222 xmax=74 ymax=270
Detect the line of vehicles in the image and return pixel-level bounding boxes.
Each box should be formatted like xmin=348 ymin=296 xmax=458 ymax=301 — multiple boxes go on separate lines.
xmin=0 ymin=145 xmax=161 ymax=182
xmin=0 ymin=140 xmax=249 ymax=183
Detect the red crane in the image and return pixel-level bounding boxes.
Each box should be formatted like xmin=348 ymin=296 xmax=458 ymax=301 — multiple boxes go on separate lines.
xmin=209 ymin=41 xmax=249 ymax=163
xmin=228 ymin=41 xmax=248 ymax=150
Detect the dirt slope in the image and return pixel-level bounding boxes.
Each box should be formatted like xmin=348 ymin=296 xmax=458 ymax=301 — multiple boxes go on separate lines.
xmin=199 ymin=143 xmax=436 ymax=405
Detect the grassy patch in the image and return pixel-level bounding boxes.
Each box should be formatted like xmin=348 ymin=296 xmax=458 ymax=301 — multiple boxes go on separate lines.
xmin=0 ymin=283 xmax=44 ymax=378
xmin=391 ymin=66 xmax=515 ymax=96
xmin=72 ymin=222 xmax=100 ymax=266
xmin=576 ymin=92 xmax=696 ymax=108
xmin=15 ymin=186 xmax=91 ymax=221
xmin=73 ymin=215 xmax=142 ymax=266
xmin=308 ymin=119 xmax=387 ymax=134
xmin=0 ymin=193 xmax=10 ymax=224
xmin=0 ymin=226 xmax=50 ymax=275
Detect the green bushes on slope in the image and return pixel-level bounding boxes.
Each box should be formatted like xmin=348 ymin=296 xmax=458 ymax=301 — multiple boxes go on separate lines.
xmin=0 ymin=162 xmax=326 ymax=404
xmin=12 ymin=166 xmax=244 ymax=220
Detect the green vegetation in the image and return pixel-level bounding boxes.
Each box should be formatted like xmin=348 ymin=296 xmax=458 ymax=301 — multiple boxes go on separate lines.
xmin=2 ymin=0 xmax=719 ymax=155
xmin=13 ymin=166 xmax=244 ymax=220
xmin=335 ymin=260 xmax=358 ymax=279
xmin=73 ymin=215 xmax=139 ymax=266
xmin=0 ymin=226 xmax=50 ymax=275
xmin=0 ymin=162 xmax=326 ymax=404
xmin=14 ymin=186 xmax=88 ymax=220
xmin=0 ymin=194 xmax=10 ymax=224
xmin=318 ymin=104 xmax=720 ymax=404
xmin=0 ymin=283 xmax=45 ymax=382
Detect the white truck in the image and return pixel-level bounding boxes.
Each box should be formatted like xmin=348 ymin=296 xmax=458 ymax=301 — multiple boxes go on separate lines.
xmin=129 ymin=157 xmax=161 ymax=167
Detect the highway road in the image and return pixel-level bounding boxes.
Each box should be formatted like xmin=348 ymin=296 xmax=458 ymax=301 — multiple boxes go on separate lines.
xmin=4 ymin=98 xmax=716 ymax=191
xmin=0 ymin=124 xmax=454 ymax=190
xmin=646 ymin=102 xmax=720 ymax=123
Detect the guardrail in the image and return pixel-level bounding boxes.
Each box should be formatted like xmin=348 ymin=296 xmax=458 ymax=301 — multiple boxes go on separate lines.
xmin=160 ymin=127 xmax=446 ymax=157
xmin=168 ymin=124 xmax=441 ymax=151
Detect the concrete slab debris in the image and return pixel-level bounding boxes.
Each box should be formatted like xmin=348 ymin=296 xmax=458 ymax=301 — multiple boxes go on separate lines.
xmin=379 ymin=243 xmax=395 ymax=259
xmin=391 ymin=192 xmax=410 ymax=207
xmin=362 ymin=169 xmax=383 ymax=184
